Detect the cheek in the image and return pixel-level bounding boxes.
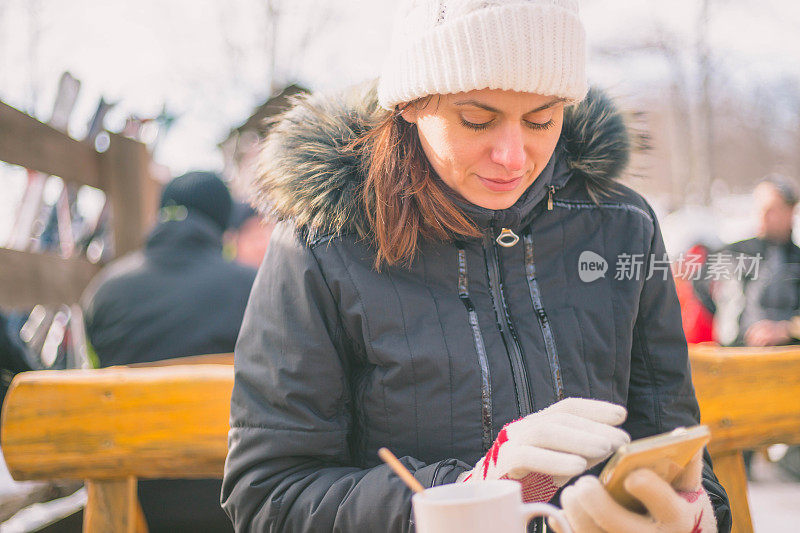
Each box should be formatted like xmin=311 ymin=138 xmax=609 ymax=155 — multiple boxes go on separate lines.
xmin=530 ymin=136 xmax=558 ymax=163
xmin=416 ymin=114 xmax=449 ymax=145
xmin=416 ymin=117 xmax=477 ymax=177
xmin=534 ymin=118 xmax=564 ymax=162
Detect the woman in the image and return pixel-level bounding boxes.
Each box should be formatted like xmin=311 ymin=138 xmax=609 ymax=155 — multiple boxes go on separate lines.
xmin=222 ymin=1 xmax=731 ymax=531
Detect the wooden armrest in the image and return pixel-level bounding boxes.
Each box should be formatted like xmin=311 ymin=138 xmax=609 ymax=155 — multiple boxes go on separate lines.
xmin=690 ymin=345 xmax=800 ymax=454
xmin=125 ymin=352 xmax=233 ymax=367
xmin=689 ymin=345 xmax=800 ymax=533
xmin=0 ymin=365 xmax=233 ymax=481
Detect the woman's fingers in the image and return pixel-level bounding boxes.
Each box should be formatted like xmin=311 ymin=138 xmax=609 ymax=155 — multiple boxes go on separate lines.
xmin=671 ymin=449 xmax=704 ymax=492
xmin=559 ymin=485 xmax=605 ymax=533
xmin=553 ymin=413 xmax=631 ymax=450
xmin=543 ymin=412 xmax=630 ymax=449
xmin=623 ymin=468 xmax=685 ymax=525
xmin=568 ymin=476 xmax=652 ymax=533
xmin=507 ymin=398 xmax=630 ymax=464
xmin=497 ymin=442 xmax=587 ymax=479
xmin=509 ymin=416 xmax=627 ymax=460
xmin=543 ymin=397 xmax=628 ymax=426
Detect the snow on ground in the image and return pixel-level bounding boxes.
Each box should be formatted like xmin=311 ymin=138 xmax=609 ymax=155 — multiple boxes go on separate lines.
xmin=748 ymin=452 xmax=800 ymax=532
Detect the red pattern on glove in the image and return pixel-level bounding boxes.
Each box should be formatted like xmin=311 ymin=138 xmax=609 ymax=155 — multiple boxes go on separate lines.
xmin=679 ymin=488 xmax=704 ymax=504
xmin=500 ymin=472 xmax=559 ymax=503
xmin=463 ymin=418 xmax=562 ymax=503
xmin=680 ymin=488 xmax=707 ymax=532
xmin=486 ymin=425 xmax=558 ymax=502
xmin=483 ymin=427 xmax=509 ymax=478
xmin=690 ymin=510 xmax=704 ymax=533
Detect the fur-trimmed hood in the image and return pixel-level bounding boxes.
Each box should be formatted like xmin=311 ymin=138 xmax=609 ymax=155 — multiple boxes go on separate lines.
xmin=252 ymin=81 xmax=633 ymax=239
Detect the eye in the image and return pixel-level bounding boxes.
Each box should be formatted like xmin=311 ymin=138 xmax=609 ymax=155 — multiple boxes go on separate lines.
xmin=460 ymin=117 xmax=494 ymax=130
xmin=459 ymin=111 xmax=495 ymax=131
xmin=523 ymin=119 xmax=555 ymax=131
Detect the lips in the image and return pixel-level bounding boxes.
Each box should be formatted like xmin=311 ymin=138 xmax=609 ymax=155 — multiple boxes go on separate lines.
xmin=478 ymin=175 xmax=524 ymax=192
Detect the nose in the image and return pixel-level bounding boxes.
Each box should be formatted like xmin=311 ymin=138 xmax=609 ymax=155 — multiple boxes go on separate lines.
xmin=489 ymin=124 xmax=527 ymax=173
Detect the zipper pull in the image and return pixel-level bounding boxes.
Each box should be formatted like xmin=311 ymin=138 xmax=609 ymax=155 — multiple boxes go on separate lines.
xmin=496 ymin=228 xmax=519 ymax=247
xmin=547 ymin=185 xmax=555 ymax=211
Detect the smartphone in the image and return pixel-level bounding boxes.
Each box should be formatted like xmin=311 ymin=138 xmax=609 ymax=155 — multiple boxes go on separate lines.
xmin=599 ymin=425 xmax=711 ymax=512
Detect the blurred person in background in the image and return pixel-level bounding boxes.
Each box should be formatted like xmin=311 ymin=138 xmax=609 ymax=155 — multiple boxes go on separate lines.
xmin=224 ymin=202 xmax=275 ymax=268
xmin=222 ymin=1 xmax=730 ymax=531
xmin=81 ymin=171 xmax=256 ymax=532
xmin=674 ymin=243 xmax=716 ymax=344
xmin=695 ymin=174 xmax=800 ymax=347
xmin=0 ymin=311 xmax=40 ymax=412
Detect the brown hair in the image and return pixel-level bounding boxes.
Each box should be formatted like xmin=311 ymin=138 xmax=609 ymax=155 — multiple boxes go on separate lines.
xmin=349 ymin=102 xmax=481 ymax=270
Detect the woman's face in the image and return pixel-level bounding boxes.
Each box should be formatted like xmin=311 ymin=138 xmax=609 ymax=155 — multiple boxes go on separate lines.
xmin=401 ymin=88 xmax=565 ymax=210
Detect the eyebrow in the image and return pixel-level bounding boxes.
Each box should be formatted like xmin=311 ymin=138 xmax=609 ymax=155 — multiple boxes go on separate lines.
xmin=454 ymin=97 xmax=567 ymax=114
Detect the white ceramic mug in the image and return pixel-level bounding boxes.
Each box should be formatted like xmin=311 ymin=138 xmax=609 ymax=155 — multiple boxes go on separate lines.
xmin=412 ymin=479 xmax=571 ymax=533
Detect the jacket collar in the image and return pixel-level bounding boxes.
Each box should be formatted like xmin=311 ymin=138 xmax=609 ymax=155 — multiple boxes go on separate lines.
xmin=252 ymin=81 xmax=634 ymax=241
xmin=449 ymin=144 xmax=569 ymax=232
xmin=145 ymin=211 xmax=224 ymax=256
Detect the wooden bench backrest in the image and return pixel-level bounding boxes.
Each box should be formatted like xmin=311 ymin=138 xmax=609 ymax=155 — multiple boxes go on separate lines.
xmin=3 ymin=347 xmax=800 ymax=532
xmin=689 ymin=344 xmax=800 ymax=533
xmin=1 ymin=364 xmax=233 ymax=481
xmin=690 ymin=344 xmax=800 ymax=453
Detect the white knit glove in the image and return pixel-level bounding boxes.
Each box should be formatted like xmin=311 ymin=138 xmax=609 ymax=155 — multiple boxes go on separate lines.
xmin=553 ymin=450 xmax=717 ymax=533
xmin=459 ymin=398 xmax=630 ymax=503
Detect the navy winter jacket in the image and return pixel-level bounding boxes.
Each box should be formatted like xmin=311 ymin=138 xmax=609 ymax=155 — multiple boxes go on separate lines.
xmin=222 ymin=84 xmax=731 ymax=532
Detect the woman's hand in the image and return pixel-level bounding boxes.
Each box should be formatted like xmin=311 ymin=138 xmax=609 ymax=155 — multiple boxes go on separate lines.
xmin=553 ymin=451 xmax=717 ymax=532
xmin=459 ymin=398 xmax=629 ymax=503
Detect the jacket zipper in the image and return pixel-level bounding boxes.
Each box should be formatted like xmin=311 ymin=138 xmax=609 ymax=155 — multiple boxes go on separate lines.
xmin=523 ymin=231 xmax=565 ymax=401
xmin=456 ymin=246 xmax=493 ymax=453
xmin=483 ymin=228 xmax=533 ymax=417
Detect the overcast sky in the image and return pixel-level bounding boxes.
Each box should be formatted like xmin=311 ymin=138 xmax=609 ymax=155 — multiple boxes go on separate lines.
xmin=1 ymin=0 xmax=798 ymax=175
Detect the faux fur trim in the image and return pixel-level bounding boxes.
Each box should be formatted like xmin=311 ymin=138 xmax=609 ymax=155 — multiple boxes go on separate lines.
xmin=252 ymin=81 xmax=633 ymax=240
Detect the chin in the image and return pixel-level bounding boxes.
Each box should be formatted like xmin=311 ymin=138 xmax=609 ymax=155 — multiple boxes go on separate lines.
xmin=467 ymin=190 xmax=524 ymax=210
xmin=477 ymin=198 xmax=517 ymax=210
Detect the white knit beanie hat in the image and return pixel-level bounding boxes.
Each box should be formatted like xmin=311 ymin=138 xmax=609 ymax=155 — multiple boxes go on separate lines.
xmin=377 ymin=0 xmax=588 ymax=110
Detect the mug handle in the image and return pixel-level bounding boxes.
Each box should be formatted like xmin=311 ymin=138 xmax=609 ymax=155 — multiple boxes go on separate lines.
xmin=520 ymin=502 xmax=572 ymax=533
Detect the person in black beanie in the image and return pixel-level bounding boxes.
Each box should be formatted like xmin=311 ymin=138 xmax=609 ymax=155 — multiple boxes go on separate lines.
xmin=81 ymin=171 xmax=256 ymax=532
xmin=160 ymin=170 xmax=234 ymax=232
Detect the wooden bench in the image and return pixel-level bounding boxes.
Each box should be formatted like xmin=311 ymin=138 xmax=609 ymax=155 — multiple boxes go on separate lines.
xmin=1 ymin=348 xmax=798 ymax=532
xmin=689 ymin=344 xmax=800 ymax=533
xmin=1 ymin=362 xmax=233 ymax=532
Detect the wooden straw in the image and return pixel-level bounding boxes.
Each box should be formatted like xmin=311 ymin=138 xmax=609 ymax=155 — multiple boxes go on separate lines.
xmin=378 ymin=447 xmax=426 ymax=494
